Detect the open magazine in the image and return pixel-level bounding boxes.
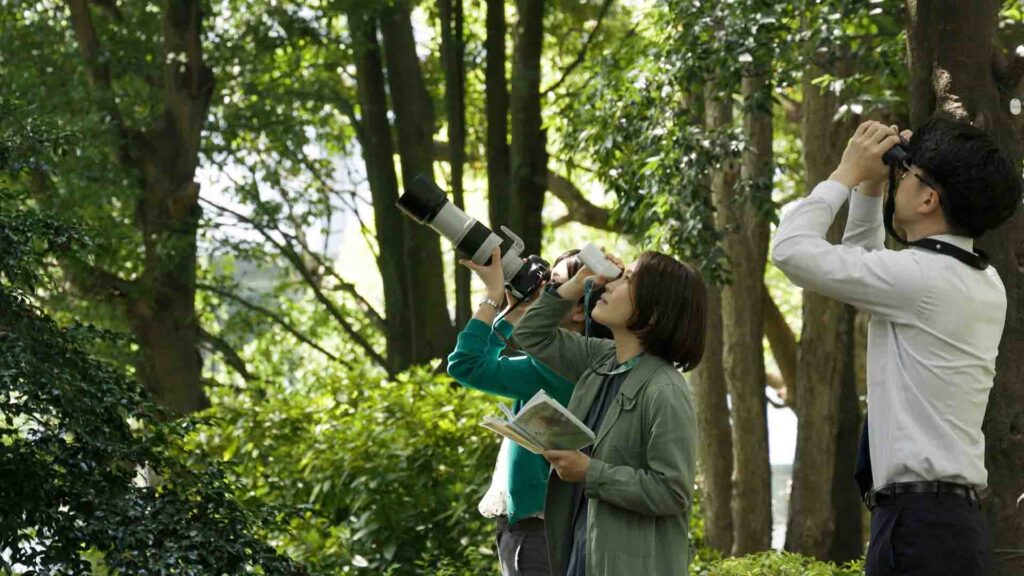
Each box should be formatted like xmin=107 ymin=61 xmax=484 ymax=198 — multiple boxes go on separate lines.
xmin=480 ymin=390 xmax=596 ymax=454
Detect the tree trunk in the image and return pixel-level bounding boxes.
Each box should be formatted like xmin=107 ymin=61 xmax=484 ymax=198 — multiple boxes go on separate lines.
xmin=784 ymin=58 xmax=859 ymax=559
xmin=707 ymin=84 xmax=773 ymax=555
xmin=830 ymin=345 xmax=864 ymax=562
xmin=380 ymin=3 xmax=455 ymax=361
xmin=685 ymin=87 xmax=734 ymax=555
xmin=509 ymin=0 xmax=547 ymax=254
xmin=732 ymin=73 xmax=774 ymax=555
xmin=691 ymin=287 xmax=735 ymax=555
xmin=485 ymin=0 xmax=512 ymax=233
xmin=439 ymin=0 xmax=471 ymax=328
xmin=763 ymin=285 xmax=798 ymax=404
xmin=351 ymin=9 xmax=412 ymax=373
xmin=66 ymin=0 xmax=213 ymax=415
xmin=905 ymin=3 xmax=1024 ymax=573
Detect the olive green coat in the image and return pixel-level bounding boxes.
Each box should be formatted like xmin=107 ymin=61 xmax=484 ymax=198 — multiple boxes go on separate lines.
xmin=516 ymin=290 xmax=698 ymax=576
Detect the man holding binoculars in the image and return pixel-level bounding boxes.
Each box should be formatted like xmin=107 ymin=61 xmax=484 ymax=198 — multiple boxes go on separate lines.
xmin=773 ymin=118 xmax=1022 ymax=576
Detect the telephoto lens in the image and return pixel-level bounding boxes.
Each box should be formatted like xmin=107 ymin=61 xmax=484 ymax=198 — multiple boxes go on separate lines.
xmin=397 ymin=175 xmax=503 ymax=266
xmin=396 ymin=174 xmax=550 ymax=300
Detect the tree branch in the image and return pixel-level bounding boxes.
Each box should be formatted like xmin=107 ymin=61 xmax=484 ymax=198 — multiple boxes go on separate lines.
xmin=67 ymin=0 xmax=115 ymax=103
xmin=541 ymin=0 xmax=615 ymax=96
xmin=199 ymin=328 xmax=258 ymax=382
xmin=61 ymin=256 xmax=136 ymax=304
xmin=65 ymin=0 xmax=140 ymax=164
xmin=778 ymin=92 xmax=802 ymax=124
xmin=200 ymin=195 xmax=388 ymax=370
xmin=550 ymin=213 xmax=574 ymax=229
xmin=432 ymin=139 xmax=621 ymax=232
xmin=200 ymin=181 xmax=385 ymax=331
xmin=197 ymin=282 xmax=353 ymax=368
xmin=546 ymin=172 xmax=619 ymax=231
xmin=27 ymin=170 xmax=136 ymax=305
xmin=763 ymin=284 xmax=797 ymax=401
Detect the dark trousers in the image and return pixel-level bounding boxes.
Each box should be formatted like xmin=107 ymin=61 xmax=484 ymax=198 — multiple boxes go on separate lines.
xmin=866 ymin=492 xmax=993 ymax=576
xmin=496 ymin=516 xmax=551 ymax=576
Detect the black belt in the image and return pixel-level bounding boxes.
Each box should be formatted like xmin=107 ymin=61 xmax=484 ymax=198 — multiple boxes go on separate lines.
xmin=865 ymin=481 xmax=980 ymax=510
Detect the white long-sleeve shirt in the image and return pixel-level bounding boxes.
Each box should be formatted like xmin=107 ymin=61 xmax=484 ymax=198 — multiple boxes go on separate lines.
xmin=772 ymin=180 xmax=1006 ymax=490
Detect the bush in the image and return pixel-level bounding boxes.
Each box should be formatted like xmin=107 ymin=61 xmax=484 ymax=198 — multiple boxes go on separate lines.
xmin=1 ymin=117 xmax=303 ymax=574
xmin=0 ymin=252 xmax=304 ymax=575
xmin=698 ymin=551 xmax=864 ymax=576
xmin=194 ymin=359 xmax=502 ymax=575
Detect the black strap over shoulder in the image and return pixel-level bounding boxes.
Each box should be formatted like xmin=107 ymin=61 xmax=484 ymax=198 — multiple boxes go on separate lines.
xmin=906 ymin=238 xmax=990 ymax=270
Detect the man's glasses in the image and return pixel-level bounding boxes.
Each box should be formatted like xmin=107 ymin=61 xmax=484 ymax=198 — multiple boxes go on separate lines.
xmin=898 ymin=162 xmax=943 ymax=202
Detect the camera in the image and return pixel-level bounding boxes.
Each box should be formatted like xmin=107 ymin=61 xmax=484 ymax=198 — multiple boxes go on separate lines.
xmin=397 ymin=175 xmax=550 ymax=300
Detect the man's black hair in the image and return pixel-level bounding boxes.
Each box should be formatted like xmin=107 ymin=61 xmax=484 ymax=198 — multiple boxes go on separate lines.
xmin=909 ymin=117 xmax=1022 ymax=238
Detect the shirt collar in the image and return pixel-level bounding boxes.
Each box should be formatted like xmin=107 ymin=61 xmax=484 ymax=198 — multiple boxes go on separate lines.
xmin=924 ymin=234 xmax=974 ymax=252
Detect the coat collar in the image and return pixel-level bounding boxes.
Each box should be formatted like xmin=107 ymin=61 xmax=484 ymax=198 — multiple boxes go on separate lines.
xmin=591 ymin=353 xmax=668 ymax=448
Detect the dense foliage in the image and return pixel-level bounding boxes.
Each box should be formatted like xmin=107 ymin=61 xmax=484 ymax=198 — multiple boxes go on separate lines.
xmin=699 ymin=551 xmax=863 ymax=575
xmin=192 ymin=360 xmax=501 ymax=574
xmin=0 ymin=103 xmax=304 ymax=575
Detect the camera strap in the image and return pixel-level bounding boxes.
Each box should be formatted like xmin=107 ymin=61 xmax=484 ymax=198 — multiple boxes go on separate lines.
xmin=906 ymin=238 xmax=990 ymax=270
xmin=883 ymin=163 xmax=989 ymax=270
xmin=583 ymin=278 xmax=642 ymax=376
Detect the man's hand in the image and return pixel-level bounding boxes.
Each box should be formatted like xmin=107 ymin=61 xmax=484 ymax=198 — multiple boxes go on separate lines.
xmin=543 ymin=449 xmax=591 ymax=483
xmin=831 ymin=121 xmax=902 ymax=188
xmin=855 ymin=127 xmax=915 ymax=198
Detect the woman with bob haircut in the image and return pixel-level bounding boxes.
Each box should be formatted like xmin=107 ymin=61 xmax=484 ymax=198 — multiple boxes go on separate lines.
xmin=515 ymin=249 xmax=706 ymax=576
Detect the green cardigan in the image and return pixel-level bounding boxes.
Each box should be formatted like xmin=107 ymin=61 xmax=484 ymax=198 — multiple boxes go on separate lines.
xmin=516 ymin=290 xmax=698 ymax=576
xmin=447 ymin=318 xmax=576 ymax=524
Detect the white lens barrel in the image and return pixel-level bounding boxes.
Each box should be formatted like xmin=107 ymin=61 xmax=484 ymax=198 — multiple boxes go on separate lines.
xmin=430 ymin=203 xmax=472 ymax=243
xmin=472 ymin=235 xmax=503 ymax=265
xmin=430 ymin=202 xmax=504 ymax=265
xmin=501 ymin=251 xmax=525 ymax=281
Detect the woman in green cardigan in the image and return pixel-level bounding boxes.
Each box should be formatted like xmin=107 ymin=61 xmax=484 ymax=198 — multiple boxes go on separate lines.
xmin=516 ymin=250 xmax=706 ymax=576
xmin=448 ymin=247 xmax=611 ymax=576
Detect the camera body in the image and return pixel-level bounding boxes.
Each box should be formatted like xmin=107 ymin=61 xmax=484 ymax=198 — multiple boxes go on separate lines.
xmin=397 ymin=175 xmax=550 ymax=301
xmin=506 ymin=254 xmax=551 ymax=301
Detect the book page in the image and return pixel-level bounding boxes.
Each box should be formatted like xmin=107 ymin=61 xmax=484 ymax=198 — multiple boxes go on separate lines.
xmin=511 ymin=396 xmax=595 ymax=452
xmin=497 ymin=402 xmax=515 ymax=421
xmin=481 ymin=417 xmax=545 ymax=454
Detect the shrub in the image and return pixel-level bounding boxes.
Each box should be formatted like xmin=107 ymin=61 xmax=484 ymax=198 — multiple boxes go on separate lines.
xmin=1 ymin=117 xmax=302 ymax=574
xmin=195 ymin=360 xmax=502 ymax=575
xmin=699 ymin=551 xmax=864 ymax=576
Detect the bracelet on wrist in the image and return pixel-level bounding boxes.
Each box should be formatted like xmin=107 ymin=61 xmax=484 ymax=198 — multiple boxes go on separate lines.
xmin=478 ymin=296 xmax=501 ymax=311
